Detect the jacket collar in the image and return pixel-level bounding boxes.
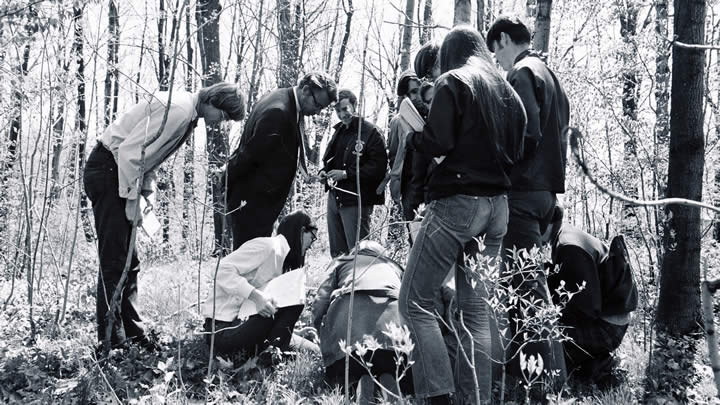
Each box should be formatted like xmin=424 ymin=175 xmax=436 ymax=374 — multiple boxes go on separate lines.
xmin=514 ymin=49 xmax=542 ymax=65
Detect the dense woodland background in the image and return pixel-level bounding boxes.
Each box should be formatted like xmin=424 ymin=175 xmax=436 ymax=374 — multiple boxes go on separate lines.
xmin=2 ymin=0 xmax=720 ymax=403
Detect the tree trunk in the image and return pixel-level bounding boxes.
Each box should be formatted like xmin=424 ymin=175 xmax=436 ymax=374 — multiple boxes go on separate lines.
xmin=103 ymin=0 xmax=120 ymax=127
xmin=533 ymin=0 xmax=552 ymax=54
xmin=157 ymin=0 xmax=175 ymax=247
xmin=335 ymin=0 xmax=353 ymax=83
xmin=182 ymin=3 xmax=195 ymax=251
xmin=476 ymin=0 xmax=485 ymax=32
xmin=399 ymin=0 xmax=415 ymax=72
xmin=197 ymin=0 xmax=231 ymax=254
xmin=653 ymin=0 xmax=669 ymax=264
xmin=619 ymin=1 xmax=640 ymax=239
xmin=420 ymin=0 xmax=433 ymax=44
xmin=453 ymin=0 xmax=471 ymax=26
xmin=71 ymin=5 xmax=95 ymax=243
xmin=656 ymin=0 xmax=706 ymax=336
xmin=247 ymin=0 xmax=265 ymax=110
xmin=277 ymin=0 xmax=300 ymax=88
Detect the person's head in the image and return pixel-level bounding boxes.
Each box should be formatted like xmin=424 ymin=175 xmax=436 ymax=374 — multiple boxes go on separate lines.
xmin=438 ymin=25 xmax=494 ymax=73
xmin=437 ymin=26 xmax=525 ymax=167
xmin=397 ymin=70 xmax=422 ymax=105
xmin=296 ymin=72 xmax=337 ymax=116
xmin=334 ymin=88 xmax=357 ymax=126
xmin=352 ymin=240 xmax=386 ymax=257
xmin=197 ymin=82 xmax=247 ymax=122
xmin=276 ymin=210 xmax=318 ymax=271
xmin=414 ymin=41 xmax=441 ymax=81
xmin=541 ymin=205 xmax=564 ymax=245
xmin=486 ymin=16 xmax=532 ymax=71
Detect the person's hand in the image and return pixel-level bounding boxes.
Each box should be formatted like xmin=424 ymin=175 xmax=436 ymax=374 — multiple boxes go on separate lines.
xmin=326 ymin=169 xmax=347 ymax=182
xmin=141 ymin=190 xmax=155 ymax=211
xmin=125 ymin=198 xmax=141 ymax=224
xmin=249 ymin=289 xmax=277 ymax=318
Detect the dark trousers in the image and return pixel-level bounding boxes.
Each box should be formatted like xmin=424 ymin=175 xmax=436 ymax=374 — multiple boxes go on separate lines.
xmin=500 ymin=190 xmax=566 ymax=385
xmin=229 ymin=195 xmax=286 ymax=250
xmin=83 ymin=144 xmax=144 ymax=345
xmin=325 ymin=349 xmax=414 ymax=395
xmin=564 ymin=319 xmax=628 ymax=379
xmin=204 ymin=305 xmax=303 ymax=356
xmin=327 ymin=191 xmax=373 ymax=258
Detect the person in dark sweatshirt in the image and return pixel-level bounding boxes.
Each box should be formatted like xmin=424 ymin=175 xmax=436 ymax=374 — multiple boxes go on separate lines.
xmin=398 ymin=26 xmax=526 ymax=405
xmin=543 ymin=206 xmax=637 ymax=388
xmin=486 ymin=16 xmax=571 ymax=385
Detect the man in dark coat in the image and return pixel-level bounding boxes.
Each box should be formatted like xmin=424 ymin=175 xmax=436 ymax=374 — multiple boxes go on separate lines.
xmin=543 ymin=206 xmax=637 ymax=388
xmin=226 ymin=72 xmax=337 ymax=250
xmin=487 ymin=16 xmax=571 ymax=384
xmin=320 ymin=89 xmax=388 ymax=258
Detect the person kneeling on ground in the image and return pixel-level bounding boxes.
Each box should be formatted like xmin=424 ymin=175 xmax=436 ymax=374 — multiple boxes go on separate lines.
xmin=543 ymin=205 xmax=638 ymax=388
xmin=312 ymin=241 xmax=414 ymax=404
xmin=201 ymin=210 xmax=318 ymax=365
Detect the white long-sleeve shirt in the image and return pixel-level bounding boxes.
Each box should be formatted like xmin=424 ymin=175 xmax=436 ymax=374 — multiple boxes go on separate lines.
xmin=201 ymin=235 xmax=290 ymax=322
xmin=98 ymin=91 xmax=198 ymax=200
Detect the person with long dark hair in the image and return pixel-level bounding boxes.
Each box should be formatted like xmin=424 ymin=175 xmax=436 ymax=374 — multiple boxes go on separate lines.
xmin=201 ymin=210 xmax=318 ymax=360
xmin=399 ymin=26 xmax=527 ymax=404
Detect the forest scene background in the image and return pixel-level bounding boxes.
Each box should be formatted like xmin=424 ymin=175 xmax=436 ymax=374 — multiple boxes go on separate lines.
xmin=2 ymin=0 xmax=720 ymax=403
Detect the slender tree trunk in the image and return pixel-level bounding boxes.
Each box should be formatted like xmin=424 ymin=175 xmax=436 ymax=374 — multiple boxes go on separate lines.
xmin=157 ymin=0 xmax=176 ymax=247
xmin=277 ymin=0 xmax=300 ymax=88
xmin=104 ymin=0 xmax=120 ymax=127
xmin=182 ymin=3 xmax=196 ymax=252
xmin=453 ymin=0 xmax=471 ymax=26
xmin=654 ymin=0 xmax=669 ymax=260
xmin=656 ymin=0 xmax=706 ymax=336
xmin=619 ymin=1 xmax=640 ymax=238
xmin=420 ymin=0 xmax=433 ymax=44
xmin=335 ymin=0 xmax=353 ymax=83
xmin=197 ymin=0 xmax=231 ymax=254
xmin=324 ymin=0 xmax=340 ymax=71
xmin=476 ymin=0 xmax=485 ymax=32
xmin=533 ymin=0 xmax=552 ymax=54
xmin=248 ymin=0 xmax=265 ymax=110
xmin=71 ymin=5 xmax=94 ymax=243
xmin=399 ymin=0 xmax=415 ymax=72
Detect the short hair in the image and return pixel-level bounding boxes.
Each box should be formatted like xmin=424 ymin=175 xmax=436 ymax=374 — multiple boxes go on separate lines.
xmin=198 ymin=82 xmax=246 ymax=121
xmin=336 ymin=88 xmax=357 ymax=107
xmin=298 ymin=72 xmax=338 ymax=103
xmin=413 ymin=41 xmax=440 ymax=80
xmin=396 ymin=70 xmax=420 ymax=97
xmin=276 ymin=210 xmax=316 ymax=272
xmin=486 ymin=15 xmax=532 ymax=52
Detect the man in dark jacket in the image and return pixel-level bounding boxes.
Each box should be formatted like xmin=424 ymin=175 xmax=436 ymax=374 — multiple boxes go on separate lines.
xmin=486 ymin=16 xmax=570 ymax=261
xmin=320 ymin=89 xmax=388 ymax=258
xmin=226 ymin=72 xmax=337 ymax=250
xmin=544 ymin=206 xmax=637 ymax=388
xmin=487 ymin=16 xmax=571 ymax=384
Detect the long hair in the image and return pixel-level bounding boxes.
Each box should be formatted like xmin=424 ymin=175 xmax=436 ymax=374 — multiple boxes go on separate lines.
xmin=276 ymin=210 xmax=316 ymax=272
xmin=438 ymin=25 xmax=525 ymax=166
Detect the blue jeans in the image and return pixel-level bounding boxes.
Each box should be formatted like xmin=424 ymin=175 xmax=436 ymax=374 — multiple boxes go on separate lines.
xmin=399 ymin=194 xmax=508 ymax=402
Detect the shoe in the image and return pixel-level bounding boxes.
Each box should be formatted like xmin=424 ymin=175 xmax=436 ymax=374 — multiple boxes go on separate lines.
xmin=130 ymin=334 xmax=161 ymax=353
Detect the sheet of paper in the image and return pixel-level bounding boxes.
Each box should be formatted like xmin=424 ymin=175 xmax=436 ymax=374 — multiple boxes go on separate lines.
xmin=237 ymin=269 xmax=306 ymax=320
xmin=399 ymin=98 xmax=446 ymax=165
xmin=138 ymin=197 xmax=161 ymax=237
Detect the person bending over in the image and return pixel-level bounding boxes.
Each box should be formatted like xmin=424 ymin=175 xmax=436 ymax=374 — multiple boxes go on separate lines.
xmin=84 ymin=82 xmax=245 ymax=351
xmin=543 ymin=206 xmax=637 ymax=389
xmin=201 ymin=210 xmax=318 ymax=364
xmin=312 ymin=241 xmax=413 ymax=404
